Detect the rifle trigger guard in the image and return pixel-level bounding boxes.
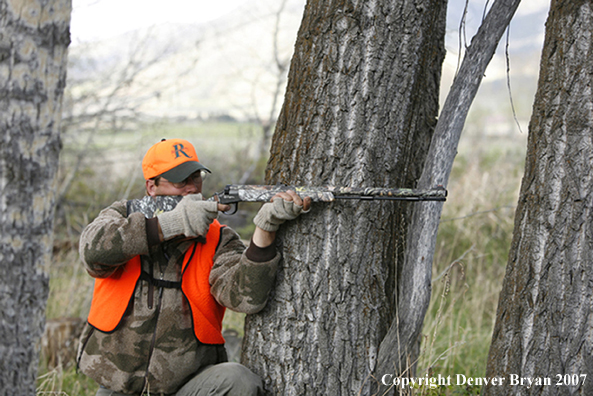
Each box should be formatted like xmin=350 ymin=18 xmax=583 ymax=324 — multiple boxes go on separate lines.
xmin=223 ymin=202 xmax=239 ymax=215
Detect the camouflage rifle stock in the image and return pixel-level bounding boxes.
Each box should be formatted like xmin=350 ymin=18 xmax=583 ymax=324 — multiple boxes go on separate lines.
xmin=127 ymin=184 xmax=447 ymax=218
xmin=127 ymin=195 xmax=183 ymax=218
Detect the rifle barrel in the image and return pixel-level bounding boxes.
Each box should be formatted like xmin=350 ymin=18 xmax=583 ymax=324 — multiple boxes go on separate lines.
xmin=217 ymin=184 xmax=446 ymax=204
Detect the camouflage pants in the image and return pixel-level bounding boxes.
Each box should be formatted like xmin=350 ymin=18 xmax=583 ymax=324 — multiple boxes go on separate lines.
xmin=95 ymin=362 xmax=264 ymax=396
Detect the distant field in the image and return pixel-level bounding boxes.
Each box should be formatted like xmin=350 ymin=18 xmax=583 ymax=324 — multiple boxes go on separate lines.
xmin=60 ymin=120 xmax=264 ymax=182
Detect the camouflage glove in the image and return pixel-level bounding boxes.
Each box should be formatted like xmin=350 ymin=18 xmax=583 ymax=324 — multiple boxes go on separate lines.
xmin=253 ymin=197 xmax=308 ymax=232
xmin=157 ymin=194 xmax=218 ymax=239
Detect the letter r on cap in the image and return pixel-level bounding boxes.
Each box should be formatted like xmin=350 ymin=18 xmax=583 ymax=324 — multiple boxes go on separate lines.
xmin=173 ymin=144 xmax=191 ymax=159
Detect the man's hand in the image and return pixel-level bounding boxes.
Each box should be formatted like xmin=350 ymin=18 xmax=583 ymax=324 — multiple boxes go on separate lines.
xmin=274 ymin=190 xmax=312 ymax=213
xmin=157 ymin=194 xmax=223 ymax=240
xmin=252 ymin=191 xmax=311 ymax=248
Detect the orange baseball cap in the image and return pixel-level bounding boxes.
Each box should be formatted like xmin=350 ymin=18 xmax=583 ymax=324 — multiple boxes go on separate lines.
xmin=142 ymin=138 xmax=211 ymax=182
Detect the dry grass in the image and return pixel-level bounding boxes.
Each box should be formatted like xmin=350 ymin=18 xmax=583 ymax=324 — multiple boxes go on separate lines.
xmin=417 ymin=136 xmax=525 ymax=384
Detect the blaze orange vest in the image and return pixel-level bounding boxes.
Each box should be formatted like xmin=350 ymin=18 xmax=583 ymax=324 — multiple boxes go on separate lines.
xmin=87 ymin=220 xmax=226 ymax=345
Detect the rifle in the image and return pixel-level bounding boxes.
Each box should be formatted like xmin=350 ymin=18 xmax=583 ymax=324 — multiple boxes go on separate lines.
xmin=127 ymin=184 xmax=447 ymax=218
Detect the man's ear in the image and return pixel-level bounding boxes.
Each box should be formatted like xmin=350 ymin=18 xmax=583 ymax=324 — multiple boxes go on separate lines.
xmin=146 ymin=179 xmax=157 ymax=197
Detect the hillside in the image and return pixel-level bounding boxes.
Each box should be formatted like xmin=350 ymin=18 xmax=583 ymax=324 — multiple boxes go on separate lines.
xmin=67 ymin=0 xmax=549 ymax=130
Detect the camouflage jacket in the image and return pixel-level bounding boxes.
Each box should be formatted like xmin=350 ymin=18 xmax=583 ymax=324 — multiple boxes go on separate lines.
xmin=77 ymin=200 xmax=280 ymax=395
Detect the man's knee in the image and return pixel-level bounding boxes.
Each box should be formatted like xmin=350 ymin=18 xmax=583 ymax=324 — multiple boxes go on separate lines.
xmin=212 ymin=362 xmax=262 ymax=389
xmin=178 ymin=362 xmax=263 ymax=396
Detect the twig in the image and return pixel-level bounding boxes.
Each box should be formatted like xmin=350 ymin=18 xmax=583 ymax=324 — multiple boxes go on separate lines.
xmin=440 ymin=205 xmax=515 ymax=222
xmin=505 ymin=25 xmax=524 ymax=133
xmin=432 ymin=244 xmax=475 ymax=284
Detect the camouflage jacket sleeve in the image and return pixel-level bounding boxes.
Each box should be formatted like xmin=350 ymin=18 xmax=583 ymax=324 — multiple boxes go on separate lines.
xmin=210 ymin=228 xmax=280 ymax=314
xmin=79 ymin=200 xmax=149 ymax=278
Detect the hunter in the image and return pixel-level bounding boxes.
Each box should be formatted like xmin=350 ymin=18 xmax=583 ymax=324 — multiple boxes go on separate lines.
xmin=77 ymin=138 xmax=311 ymax=395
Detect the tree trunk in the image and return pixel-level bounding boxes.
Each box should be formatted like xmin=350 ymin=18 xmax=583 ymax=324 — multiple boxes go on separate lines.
xmin=242 ymin=0 xmax=447 ymax=394
xmin=0 ymin=0 xmax=71 ymax=394
xmin=483 ymin=1 xmax=593 ymax=395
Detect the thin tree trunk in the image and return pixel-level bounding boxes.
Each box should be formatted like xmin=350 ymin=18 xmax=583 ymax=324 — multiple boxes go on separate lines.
xmin=242 ymin=0 xmax=447 ymax=394
xmin=0 ymin=0 xmax=71 ymax=393
xmin=484 ymin=1 xmax=593 ymax=394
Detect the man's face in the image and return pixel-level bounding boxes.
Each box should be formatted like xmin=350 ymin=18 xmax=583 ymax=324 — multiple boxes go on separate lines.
xmin=146 ymin=171 xmax=203 ymax=197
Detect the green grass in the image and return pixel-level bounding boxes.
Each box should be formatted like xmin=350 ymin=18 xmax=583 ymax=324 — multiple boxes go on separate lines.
xmin=42 ymin=122 xmax=526 ymax=395
xmin=66 ymin=119 xmax=263 ymax=155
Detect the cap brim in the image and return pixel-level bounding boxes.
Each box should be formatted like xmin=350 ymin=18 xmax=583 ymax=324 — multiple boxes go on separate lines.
xmin=160 ymin=161 xmax=211 ymax=183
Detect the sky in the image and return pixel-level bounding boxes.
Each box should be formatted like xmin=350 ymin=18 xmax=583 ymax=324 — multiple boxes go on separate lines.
xmin=70 ymin=0 xmax=252 ymax=44
xmin=71 ymin=0 xmax=549 ymax=45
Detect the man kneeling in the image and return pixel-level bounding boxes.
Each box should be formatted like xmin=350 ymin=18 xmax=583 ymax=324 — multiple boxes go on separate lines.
xmin=77 ymin=138 xmax=310 ymax=395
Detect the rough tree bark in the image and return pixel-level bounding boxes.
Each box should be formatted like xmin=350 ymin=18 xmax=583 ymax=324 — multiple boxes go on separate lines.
xmin=242 ymin=0 xmax=447 ymax=394
xmin=0 ymin=0 xmax=71 ymax=394
xmin=484 ymin=1 xmax=593 ymax=395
